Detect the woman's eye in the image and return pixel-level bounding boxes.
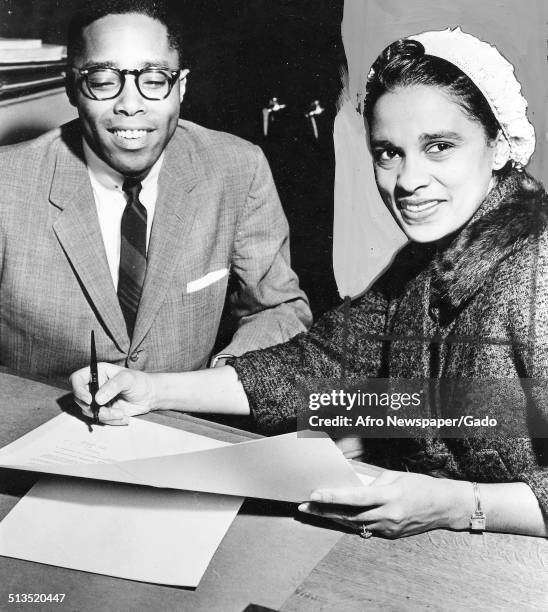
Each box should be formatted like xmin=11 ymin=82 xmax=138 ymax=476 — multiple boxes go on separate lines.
xmin=374 ymin=148 xmax=400 ymax=162
xmin=426 ymin=142 xmax=453 ymax=154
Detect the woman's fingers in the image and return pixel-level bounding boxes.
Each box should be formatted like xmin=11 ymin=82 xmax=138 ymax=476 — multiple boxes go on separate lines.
xmin=298 ymin=501 xmax=381 ymax=523
xmin=309 ymin=484 xmax=388 ymax=507
xmin=298 ymin=501 xmax=384 ymax=524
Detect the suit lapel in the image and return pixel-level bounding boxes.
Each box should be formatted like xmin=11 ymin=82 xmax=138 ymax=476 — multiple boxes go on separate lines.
xmin=50 ymin=128 xmax=129 ymax=351
xmin=131 ymin=128 xmax=202 ymax=350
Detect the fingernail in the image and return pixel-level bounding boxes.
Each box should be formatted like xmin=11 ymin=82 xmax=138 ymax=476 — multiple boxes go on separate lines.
xmin=298 ymin=503 xmax=309 ymax=512
xmin=95 ymin=393 xmax=105 ymax=404
xmin=310 ymin=491 xmax=322 ymax=502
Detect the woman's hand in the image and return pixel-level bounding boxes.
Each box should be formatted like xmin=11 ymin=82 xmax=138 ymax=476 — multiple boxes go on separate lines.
xmin=70 ymin=363 xmax=156 ymax=425
xmin=298 ymin=470 xmax=471 ymax=538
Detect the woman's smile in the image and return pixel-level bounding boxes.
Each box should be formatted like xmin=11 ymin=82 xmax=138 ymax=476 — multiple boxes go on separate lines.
xmin=370 ymin=85 xmax=504 ymax=242
xmin=398 ymin=198 xmax=445 ymax=222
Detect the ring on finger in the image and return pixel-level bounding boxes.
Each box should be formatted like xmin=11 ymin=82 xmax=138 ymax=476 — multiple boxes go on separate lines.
xmin=359 ymin=523 xmax=373 ymax=539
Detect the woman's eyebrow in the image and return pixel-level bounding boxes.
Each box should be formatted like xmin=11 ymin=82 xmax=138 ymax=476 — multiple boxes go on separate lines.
xmin=370 ymin=138 xmax=394 ymax=148
xmin=419 ymin=131 xmax=464 ymax=143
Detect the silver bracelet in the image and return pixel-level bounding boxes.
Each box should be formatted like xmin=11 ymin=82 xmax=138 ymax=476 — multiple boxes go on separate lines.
xmin=470 ymin=482 xmax=486 ymax=531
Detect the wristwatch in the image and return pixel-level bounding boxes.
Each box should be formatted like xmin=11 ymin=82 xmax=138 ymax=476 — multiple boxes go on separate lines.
xmin=470 ymin=482 xmax=486 ymax=531
xmin=210 ymin=353 xmax=235 ymax=368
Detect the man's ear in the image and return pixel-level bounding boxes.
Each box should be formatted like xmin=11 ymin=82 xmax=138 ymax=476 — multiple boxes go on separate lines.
xmin=179 ymin=68 xmax=190 ymax=103
xmin=65 ymin=74 xmax=78 ymax=107
xmin=492 ymin=131 xmax=510 ymax=171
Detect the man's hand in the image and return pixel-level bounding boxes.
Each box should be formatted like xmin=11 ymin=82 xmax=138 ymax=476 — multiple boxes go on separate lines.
xmin=70 ymin=363 xmax=156 ymax=425
xmin=298 ymin=470 xmax=471 ymax=538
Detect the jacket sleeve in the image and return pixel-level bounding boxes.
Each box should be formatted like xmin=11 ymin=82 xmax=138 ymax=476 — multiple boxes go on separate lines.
xmin=506 ymin=238 xmax=548 ymax=515
xmin=217 ymin=146 xmax=312 ymax=358
xmin=229 ymin=286 xmax=389 ymax=433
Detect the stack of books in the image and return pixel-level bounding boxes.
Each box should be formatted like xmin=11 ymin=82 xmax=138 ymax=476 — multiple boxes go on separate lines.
xmin=0 ymin=38 xmax=67 ymax=100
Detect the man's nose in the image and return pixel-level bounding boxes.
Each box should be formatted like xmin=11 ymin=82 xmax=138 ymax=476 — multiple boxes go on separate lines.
xmin=113 ymin=76 xmax=145 ymax=116
xmin=395 ymin=154 xmax=429 ymax=194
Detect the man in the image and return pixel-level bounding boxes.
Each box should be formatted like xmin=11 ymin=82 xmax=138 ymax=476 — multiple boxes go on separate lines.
xmin=0 ymin=1 xmax=311 ymax=379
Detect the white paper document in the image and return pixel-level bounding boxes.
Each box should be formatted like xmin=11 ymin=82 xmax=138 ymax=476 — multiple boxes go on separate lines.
xmin=0 ymin=477 xmax=241 ymax=586
xmin=0 ymin=413 xmax=363 ymax=586
xmin=0 ymin=413 xmax=363 ymax=501
xmin=0 ymin=416 xmax=243 ymax=586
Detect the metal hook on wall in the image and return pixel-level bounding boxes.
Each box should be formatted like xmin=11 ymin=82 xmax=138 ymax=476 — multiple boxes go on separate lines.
xmin=262 ymin=97 xmax=287 ymax=137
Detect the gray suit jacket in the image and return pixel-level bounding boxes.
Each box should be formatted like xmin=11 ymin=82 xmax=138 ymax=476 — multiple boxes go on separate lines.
xmin=0 ymin=119 xmax=311 ymax=378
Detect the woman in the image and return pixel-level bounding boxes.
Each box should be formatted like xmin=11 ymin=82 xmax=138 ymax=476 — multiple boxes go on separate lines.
xmin=72 ymin=28 xmax=548 ymax=538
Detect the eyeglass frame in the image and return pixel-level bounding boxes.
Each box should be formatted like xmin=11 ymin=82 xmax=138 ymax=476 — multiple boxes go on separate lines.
xmin=71 ymin=66 xmax=182 ymax=101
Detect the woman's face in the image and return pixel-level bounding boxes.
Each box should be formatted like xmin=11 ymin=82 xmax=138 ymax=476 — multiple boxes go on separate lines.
xmin=370 ymin=84 xmax=501 ymax=242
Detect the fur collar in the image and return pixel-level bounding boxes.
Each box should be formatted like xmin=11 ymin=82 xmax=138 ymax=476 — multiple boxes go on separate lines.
xmin=431 ymin=169 xmax=548 ymax=312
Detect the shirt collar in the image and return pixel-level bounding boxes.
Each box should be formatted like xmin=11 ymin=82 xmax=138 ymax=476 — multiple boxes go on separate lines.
xmin=82 ymin=138 xmax=165 ymax=192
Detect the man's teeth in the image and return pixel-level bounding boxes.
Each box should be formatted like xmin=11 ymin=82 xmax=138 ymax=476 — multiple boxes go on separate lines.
xmin=113 ymin=129 xmax=147 ymax=139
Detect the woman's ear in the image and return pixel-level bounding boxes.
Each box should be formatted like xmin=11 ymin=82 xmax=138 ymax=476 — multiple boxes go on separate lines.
xmin=492 ymin=131 xmax=510 ymax=171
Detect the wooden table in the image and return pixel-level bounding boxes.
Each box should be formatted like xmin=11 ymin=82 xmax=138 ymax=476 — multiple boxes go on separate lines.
xmin=1 ymin=371 xmax=547 ymax=611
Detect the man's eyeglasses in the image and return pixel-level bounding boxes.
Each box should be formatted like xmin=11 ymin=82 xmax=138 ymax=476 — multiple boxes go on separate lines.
xmin=73 ymin=67 xmax=181 ymax=101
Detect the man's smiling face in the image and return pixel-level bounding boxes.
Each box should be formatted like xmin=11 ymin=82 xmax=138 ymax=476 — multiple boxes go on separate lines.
xmin=71 ymin=12 xmax=187 ymax=177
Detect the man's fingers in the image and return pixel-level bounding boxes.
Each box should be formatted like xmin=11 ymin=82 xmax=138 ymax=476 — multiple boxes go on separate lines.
xmin=70 ymin=362 xmax=126 ymax=404
xmin=96 ymin=407 xmax=129 ymax=426
xmin=69 ymin=367 xmax=92 ymax=404
xmin=75 ymin=397 xmax=93 ymax=417
xmin=96 ymin=362 xmax=126 ymax=385
xmin=95 ymin=370 xmax=134 ymax=405
xmin=96 ymin=405 xmax=127 ymax=422
xmin=74 ymin=397 xmax=126 ymax=423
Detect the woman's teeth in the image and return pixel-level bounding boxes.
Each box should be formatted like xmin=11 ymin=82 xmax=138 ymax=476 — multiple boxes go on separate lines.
xmin=403 ymin=200 xmax=440 ymax=212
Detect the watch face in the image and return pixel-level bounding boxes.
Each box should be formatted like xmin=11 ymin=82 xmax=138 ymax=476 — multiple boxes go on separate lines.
xmin=470 ymin=513 xmax=486 ymax=531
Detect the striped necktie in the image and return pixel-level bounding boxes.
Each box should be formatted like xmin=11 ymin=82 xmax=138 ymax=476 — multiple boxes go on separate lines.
xmin=118 ymin=177 xmax=147 ymax=338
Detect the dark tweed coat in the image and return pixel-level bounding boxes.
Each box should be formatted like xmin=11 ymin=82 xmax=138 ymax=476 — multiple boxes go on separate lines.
xmin=231 ymin=169 xmax=548 ymax=514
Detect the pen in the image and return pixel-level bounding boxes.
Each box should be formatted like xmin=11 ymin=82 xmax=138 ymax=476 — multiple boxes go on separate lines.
xmin=89 ymin=330 xmax=100 ymax=425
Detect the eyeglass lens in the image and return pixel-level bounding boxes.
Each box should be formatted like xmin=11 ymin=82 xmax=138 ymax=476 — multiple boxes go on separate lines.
xmin=83 ymin=69 xmax=173 ymax=100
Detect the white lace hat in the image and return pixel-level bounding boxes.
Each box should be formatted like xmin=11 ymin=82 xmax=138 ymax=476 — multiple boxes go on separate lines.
xmin=407 ymin=27 xmax=535 ymax=168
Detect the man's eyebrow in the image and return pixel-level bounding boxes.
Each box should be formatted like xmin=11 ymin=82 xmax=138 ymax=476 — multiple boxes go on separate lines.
xmin=77 ymin=60 xmax=173 ymax=70
xmin=419 ymin=131 xmax=464 ymax=143
xmin=141 ymin=61 xmax=172 ymax=69
xmin=78 ymin=60 xmax=117 ymax=70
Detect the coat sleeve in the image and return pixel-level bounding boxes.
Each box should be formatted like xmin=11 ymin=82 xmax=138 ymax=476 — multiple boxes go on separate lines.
xmin=217 ymin=145 xmax=312 ymax=358
xmin=506 ymin=237 xmax=548 ymax=515
xmin=229 ymin=285 xmax=389 ymax=433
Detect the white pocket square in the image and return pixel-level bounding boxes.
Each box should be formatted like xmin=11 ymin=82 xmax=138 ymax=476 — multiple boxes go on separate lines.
xmin=186 ymin=268 xmax=228 ymax=293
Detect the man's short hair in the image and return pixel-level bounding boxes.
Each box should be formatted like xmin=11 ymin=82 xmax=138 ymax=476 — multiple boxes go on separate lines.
xmin=67 ymin=0 xmax=184 ymax=66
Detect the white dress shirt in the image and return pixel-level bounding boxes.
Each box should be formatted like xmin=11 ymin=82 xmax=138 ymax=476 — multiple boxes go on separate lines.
xmin=83 ymin=139 xmax=164 ymax=289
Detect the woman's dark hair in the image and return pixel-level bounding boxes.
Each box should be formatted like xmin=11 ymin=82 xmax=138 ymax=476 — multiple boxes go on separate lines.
xmin=363 ymin=39 xmax=501 ymax=141
xmin=67 ymin=0 xmax=183 ymax=66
